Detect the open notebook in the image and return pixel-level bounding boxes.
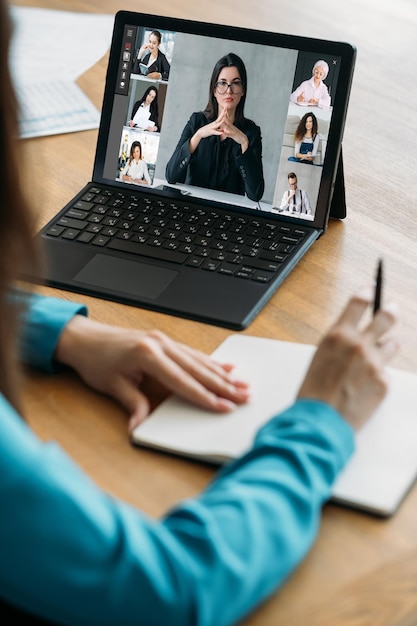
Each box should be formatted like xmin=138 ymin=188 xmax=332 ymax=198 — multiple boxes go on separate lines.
xmin=132 ymin=335 xmax=417 ymax=517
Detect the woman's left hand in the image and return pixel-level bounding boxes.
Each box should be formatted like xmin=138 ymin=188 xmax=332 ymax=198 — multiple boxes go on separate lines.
xmin=54 ymin=315 xmax=250 ymax=432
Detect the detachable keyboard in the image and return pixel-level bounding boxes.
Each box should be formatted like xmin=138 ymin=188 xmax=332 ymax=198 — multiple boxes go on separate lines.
xmin=44 ymin=184 xmax=309 ymax=284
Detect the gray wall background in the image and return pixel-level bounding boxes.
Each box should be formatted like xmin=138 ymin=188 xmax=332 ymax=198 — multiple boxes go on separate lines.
xmin=154 ymin=33 xmax=297 ymax=204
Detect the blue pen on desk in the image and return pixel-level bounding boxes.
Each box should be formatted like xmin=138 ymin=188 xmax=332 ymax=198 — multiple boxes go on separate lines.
xmin=373 ymin=259 xmax=383 ymax=315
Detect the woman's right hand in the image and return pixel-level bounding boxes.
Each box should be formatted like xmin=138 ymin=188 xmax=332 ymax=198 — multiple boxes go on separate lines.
xmin=297 ymin=290 xmax=398 ymax=430
xmin=138 ymin=44 xmax=149 ymax=57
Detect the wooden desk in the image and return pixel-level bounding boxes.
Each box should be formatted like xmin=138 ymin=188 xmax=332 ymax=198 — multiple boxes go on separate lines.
xmin=13 ymin=0 xmax=417 ymax=623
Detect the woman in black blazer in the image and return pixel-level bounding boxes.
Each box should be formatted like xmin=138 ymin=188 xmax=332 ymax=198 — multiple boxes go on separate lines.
xmin=165 ymin=52 xmax=264 ymax=202
xmin=133 ymin=30 xmax=170 ymax=81
xmin=128 ymin=85 xmax=159 ymax=131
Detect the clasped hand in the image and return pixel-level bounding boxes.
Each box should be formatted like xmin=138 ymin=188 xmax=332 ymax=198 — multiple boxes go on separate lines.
xmin=198 ymin=110 xmax=248 ymax=152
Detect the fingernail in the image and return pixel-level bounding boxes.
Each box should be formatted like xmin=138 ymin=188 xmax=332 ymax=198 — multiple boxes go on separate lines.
xmin=215 ymin=398 xmax=237 ymax=412
xmin=129 ymin=414 xmax=145 ymax=433
xmin=356 ymin=284 xmax=374 ymax=301
xmin=381 ymin=300 xmax=399 ymax=316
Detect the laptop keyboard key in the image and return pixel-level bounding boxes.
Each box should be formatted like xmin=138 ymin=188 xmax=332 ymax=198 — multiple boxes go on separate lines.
xmin=77 ymin=232 xmax=95 ymax=243
xmin=243 ymin=259 xmax=280 ymax=272
xmin=66 ymin=209 xmax=89 ymax=220
xmin=46 ymin=225 xmax=65 ymax=237
xmin=92 ymin=235 xmax=110 ymax=246
xmin=62 ymin=229 xmax=80 ymax=240
xmin=108 ymin=239 xmax=188 ymax=264
xmin=57 ymin=217 xmax=88 ymax=229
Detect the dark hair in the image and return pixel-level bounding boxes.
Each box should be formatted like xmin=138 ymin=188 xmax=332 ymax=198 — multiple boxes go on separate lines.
xmin=134 ymin=86 xmax=159 ymax=124
xmin=128 ymin=141 xmax=143 ymax=164
xmin=294 ymin=112 xmax=318 ymax=142
xmin=0 ymin=0 xmax=39 ymax=412
xmin=288 ymin=172 xmax=297 ymax=181
xmin=150 ymin=30 xmax=162 ymax=45
xmin=204 ymin=52 xmax=247 ymax=123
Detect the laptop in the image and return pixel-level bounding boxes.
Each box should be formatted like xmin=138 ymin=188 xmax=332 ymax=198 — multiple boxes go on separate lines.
xmin=31 ymin=11 xmax=356 ymax=330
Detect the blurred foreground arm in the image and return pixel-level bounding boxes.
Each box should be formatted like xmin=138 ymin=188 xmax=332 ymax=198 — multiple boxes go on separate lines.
xmin=4 ymin=290 xmax=397 ymax=625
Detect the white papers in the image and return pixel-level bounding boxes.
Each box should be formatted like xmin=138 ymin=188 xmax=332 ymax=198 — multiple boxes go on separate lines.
xmin=15 ymin=80 xmax=102 ymax=139
xmin=9 ymin=6 xmax=114 ymax=138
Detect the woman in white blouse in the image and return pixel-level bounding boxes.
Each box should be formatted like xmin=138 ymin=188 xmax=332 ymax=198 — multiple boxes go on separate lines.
xmin=290 ymin=60 xmax=331 ymax=109
xmin=288 ymin=111 xmax=321 ymax=165
xmin=121 ymin=141 xmax=151 ymax=185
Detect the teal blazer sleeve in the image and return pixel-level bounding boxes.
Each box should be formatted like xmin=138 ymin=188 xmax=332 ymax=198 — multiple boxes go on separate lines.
xmin=16 ymin=292 xmax=87 ymax=372
xmin=0 ymin=361 xmax=354 ymax=626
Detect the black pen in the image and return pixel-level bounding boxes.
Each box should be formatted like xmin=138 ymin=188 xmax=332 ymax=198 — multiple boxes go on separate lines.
xmin=373 ymin=259 xmax=383 ymax=315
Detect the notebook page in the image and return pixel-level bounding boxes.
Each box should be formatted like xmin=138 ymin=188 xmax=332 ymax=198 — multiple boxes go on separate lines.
xmin=133 ymin=334 xmax=417 ymax=515
xmin=133 ymin=336 xmax=315 ymax=460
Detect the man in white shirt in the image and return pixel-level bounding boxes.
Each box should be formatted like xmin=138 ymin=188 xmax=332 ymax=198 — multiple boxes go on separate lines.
xmin=279 ymin=172 xmax=312 ymax=215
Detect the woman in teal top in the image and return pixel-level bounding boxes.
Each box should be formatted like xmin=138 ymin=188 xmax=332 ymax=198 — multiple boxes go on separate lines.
xmin=0 ymin=2 xmax=398 ymax=624
xmin=1 ymin=292 xmax=397 ymax=626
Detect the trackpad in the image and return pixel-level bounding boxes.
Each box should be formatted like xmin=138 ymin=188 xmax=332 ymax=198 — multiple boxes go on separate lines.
xmin=73 ymin=254 xmax=178 ymax=299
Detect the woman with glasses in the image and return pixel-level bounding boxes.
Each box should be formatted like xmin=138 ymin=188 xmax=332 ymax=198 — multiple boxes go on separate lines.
xmin=165 ymin=52 xmax=264 ymax=201
xmin=290 ymin=59 xmax=331 ymax=109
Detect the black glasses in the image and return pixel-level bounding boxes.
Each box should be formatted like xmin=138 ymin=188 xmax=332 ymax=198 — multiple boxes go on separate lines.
xmin=215 ymin=80 xmax=243 ymax=95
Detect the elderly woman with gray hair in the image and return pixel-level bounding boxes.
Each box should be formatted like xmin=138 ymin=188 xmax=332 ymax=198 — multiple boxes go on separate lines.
xmin=290 ymin=59 xmax=331 ymax=108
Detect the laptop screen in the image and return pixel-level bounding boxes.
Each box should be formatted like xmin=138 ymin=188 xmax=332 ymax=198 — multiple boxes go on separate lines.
xmin=94 ymin=12 xmax=355 ymax=230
